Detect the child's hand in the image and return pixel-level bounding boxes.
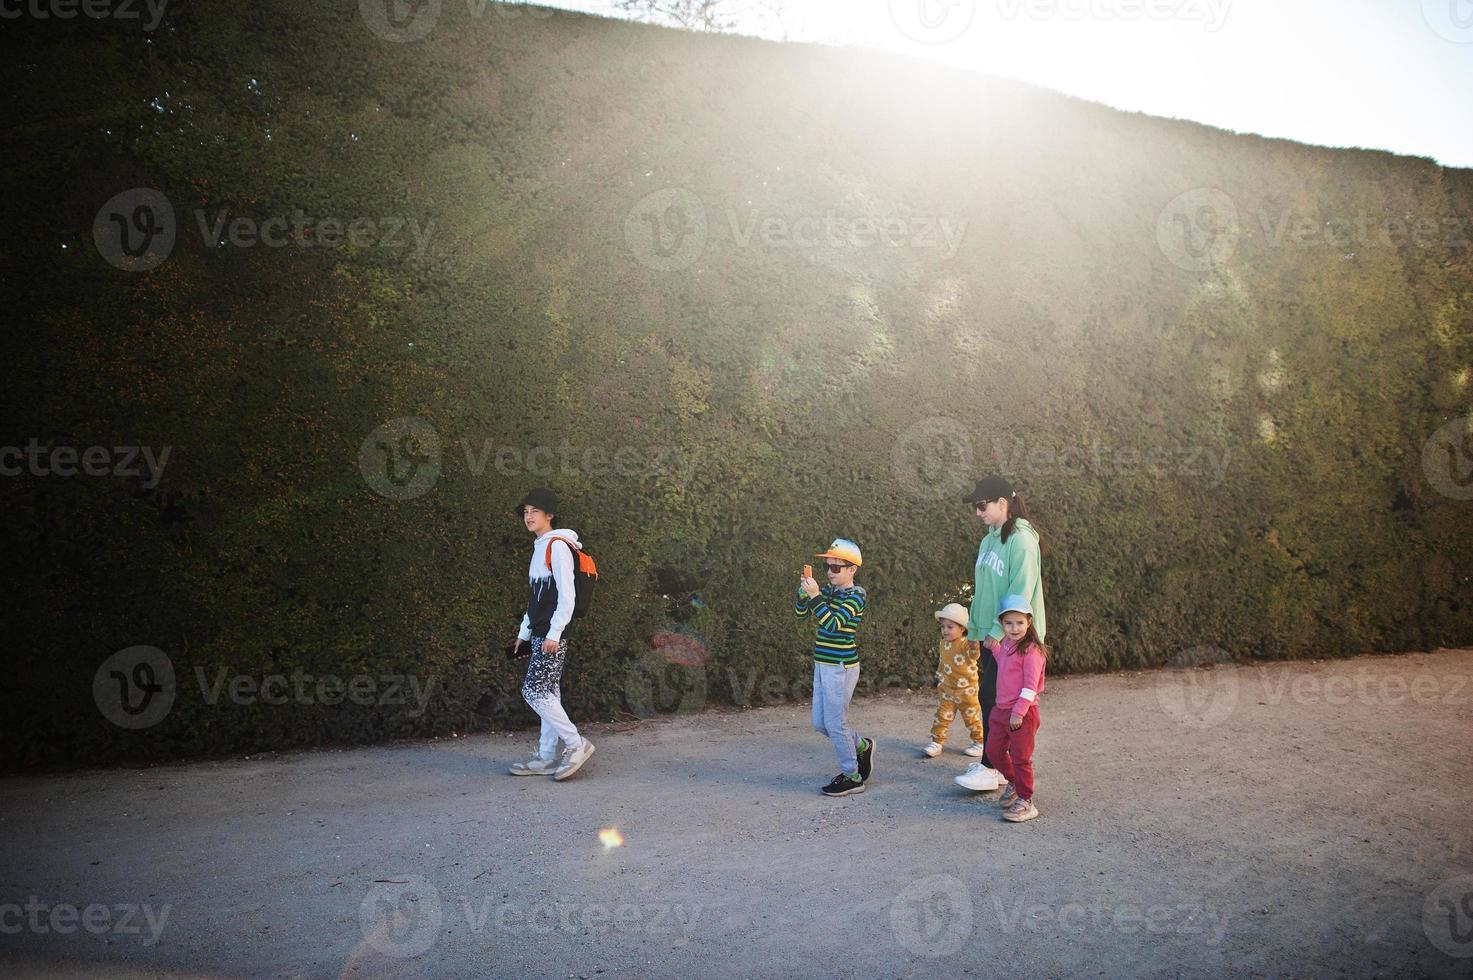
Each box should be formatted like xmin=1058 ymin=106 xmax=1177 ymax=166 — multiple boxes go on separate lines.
xmin=1009 ymin=713 xmax=1023 ymax=730
xmin=984 ymin=636 xmax=1000 ymax=652
xmin=800 ymin=575 xmax=820 ymax=598
xmin=968 ymin=641 xmax=981 ymax=659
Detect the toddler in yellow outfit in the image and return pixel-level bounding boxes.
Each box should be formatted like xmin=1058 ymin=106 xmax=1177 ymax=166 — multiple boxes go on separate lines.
xmin=923 ymin=602 xmax=986 ymax=758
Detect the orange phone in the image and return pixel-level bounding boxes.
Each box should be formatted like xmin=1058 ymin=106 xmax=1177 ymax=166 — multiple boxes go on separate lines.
xmin=802 ymin=564 xmax=813 ymax=579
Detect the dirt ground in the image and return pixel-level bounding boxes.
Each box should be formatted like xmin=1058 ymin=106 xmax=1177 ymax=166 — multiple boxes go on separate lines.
xmin=2 ymin=649 xmax=1471 ymax=979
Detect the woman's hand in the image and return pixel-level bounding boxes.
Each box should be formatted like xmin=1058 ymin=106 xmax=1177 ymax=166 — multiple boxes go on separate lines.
xmin=543 ymin=637 xmax=560 ymax=654
xmin=983 ymin=636 xmax=1000 ymax=653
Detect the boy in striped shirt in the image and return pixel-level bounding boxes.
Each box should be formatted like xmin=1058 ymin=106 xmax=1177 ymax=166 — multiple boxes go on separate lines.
xmin=795 ymin=538 xmax=874 ymax=797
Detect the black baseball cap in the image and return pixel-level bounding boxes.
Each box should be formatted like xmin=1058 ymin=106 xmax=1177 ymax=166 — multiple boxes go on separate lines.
xmin=963 ymin=475 xmax=1014 ymax=505
xmin=513 ymin=486 xmax=559 ymax=517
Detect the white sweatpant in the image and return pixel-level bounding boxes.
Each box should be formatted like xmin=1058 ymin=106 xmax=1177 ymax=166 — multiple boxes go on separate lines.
xmin=522 ymin=636 xmax=582 ymax=757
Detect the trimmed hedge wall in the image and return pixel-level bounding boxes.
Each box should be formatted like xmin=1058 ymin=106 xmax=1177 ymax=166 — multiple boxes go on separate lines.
xmin=6 ymin=1 xmax=1472 ymax=769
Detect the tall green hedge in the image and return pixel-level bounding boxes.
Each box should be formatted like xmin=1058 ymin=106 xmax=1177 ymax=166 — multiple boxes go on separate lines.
xmin=6 ymin=1 xmax=1472 ymax=769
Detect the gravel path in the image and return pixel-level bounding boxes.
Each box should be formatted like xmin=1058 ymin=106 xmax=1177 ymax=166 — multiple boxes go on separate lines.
xmin=3 ymin=649 xmax=1471 ymax=978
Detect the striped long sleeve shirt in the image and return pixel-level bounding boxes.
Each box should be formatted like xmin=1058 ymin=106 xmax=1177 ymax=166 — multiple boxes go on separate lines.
xmin=794 ymin=584 xmax=868 ymax=666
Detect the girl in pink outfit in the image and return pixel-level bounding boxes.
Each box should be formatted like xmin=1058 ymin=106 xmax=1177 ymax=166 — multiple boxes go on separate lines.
xmin=987 ymin=594 xmax=1046 ymax=822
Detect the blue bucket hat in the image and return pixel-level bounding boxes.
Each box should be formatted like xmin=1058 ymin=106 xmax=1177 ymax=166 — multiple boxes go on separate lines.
xmin=997 ymin=594 xmax=1033 ymax=620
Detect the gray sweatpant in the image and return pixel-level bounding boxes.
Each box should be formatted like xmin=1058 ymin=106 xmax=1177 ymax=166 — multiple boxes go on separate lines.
xmin=812 ymin=662 xmax=861 ymax=775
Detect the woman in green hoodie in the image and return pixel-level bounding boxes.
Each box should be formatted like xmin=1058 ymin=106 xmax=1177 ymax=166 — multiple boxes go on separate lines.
xmin=954 ymin=475 xmax=1047 ymax=793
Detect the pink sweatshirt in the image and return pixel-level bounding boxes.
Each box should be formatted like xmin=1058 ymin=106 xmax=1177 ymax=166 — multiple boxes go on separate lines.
xmin=992 ymin=637 xmax=1046 ymax=718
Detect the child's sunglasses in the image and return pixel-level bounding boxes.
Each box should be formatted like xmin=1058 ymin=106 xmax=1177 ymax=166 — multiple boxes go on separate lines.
xmin=824 ymin=563 xmax=849 ymax=573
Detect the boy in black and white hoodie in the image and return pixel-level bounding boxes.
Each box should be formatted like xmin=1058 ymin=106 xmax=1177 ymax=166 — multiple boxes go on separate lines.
xmin=508 ymin=487 xmax=594 ymax=781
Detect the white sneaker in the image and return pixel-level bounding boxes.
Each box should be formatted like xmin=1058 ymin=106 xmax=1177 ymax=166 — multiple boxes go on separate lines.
xmin=954 ymin=761 xmax=1002 ymax=792
xmin=509 ymin=755 xmax=558 ymax=776
xmin=963 ymin=741 xmax=986 ymax=758
xmin=553 ymin=739 xmax=595 ymax=781
xmin=922 ymin=741 xmax=943 ymax=758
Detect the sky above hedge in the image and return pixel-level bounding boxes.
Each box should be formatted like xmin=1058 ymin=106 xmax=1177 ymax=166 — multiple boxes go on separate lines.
xmin=541 ymin=0 xmax=1473 ymax=169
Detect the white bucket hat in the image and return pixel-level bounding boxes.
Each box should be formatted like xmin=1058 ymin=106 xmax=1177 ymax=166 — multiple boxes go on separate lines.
xmin=934 ymin=602 xmax=970 ymax=630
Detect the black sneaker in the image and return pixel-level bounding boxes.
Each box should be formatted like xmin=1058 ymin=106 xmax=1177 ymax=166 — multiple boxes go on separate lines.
xmin=821 ymin=773 xmax=866 ymax=797
xmin=857 ymin=736 xmax=875 ymax=783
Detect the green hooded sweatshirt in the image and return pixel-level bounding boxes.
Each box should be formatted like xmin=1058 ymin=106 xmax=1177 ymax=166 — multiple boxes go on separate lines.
xmin=967 ymin=518 xmax=1046 ymax=644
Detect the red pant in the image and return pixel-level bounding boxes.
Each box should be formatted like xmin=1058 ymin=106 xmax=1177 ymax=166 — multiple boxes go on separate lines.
xmin=986 ymin=704 xmax=1039 ymax=801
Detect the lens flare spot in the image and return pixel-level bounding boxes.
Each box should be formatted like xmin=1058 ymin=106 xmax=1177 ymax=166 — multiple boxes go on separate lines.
xmin=599 ymin=827 xmax=624 ymax=849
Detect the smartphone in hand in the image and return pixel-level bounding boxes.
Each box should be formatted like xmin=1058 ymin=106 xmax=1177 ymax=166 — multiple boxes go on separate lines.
xmin=802 ymin=564 xmax=813 ymax=579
